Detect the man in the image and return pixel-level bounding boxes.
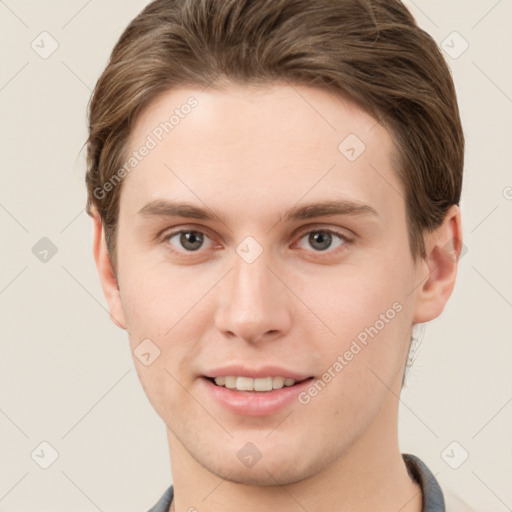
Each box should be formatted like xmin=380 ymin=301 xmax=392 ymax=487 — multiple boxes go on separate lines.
xmin=85 ymin=1 xmax=470 ymax=510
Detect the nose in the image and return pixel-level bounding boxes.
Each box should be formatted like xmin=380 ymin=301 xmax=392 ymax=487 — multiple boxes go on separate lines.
xmin=214 ymin=252 xmax=292 ymax=344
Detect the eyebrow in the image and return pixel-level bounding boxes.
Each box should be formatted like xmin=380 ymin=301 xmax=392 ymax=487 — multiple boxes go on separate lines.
xmin=137 ymin=198 xmax=378 ymax=223
xmin=281 ymin=200 xmax=378 ymax=221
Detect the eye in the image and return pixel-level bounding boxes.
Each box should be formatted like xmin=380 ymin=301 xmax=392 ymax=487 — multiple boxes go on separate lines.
xmin=166 ymin=230 xmax=213 ymax=252
xmin=295 ymin=229 xmax=348 ymax=252
xmin=159 ymin=226 xmax=351 ymax=258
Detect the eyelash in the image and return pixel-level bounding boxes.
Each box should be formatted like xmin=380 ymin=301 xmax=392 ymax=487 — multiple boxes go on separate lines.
xmin=158 ymin=225 xmax=353 ymax=258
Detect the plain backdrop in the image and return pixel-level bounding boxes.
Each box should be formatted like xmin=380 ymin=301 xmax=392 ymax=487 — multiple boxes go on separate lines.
xmin=1 ymin=0 xmax=511 ymax=510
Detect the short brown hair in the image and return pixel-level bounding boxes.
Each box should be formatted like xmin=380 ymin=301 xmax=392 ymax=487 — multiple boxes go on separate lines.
xmin=85 ymin=0 xmax=464 ymax=272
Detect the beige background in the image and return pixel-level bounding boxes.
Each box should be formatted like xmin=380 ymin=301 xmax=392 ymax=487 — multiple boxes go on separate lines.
xmin=1 ymin=0 xmax=511 ymax=510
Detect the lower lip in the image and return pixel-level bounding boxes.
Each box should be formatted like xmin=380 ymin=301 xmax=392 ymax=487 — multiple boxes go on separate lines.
xmin=201 ymin=377 xmax=313 ymax=416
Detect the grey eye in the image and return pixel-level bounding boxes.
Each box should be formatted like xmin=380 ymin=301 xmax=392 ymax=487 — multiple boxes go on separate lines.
xmin=308 ymin=231 xmax=333 ymax=251
xmin=169 ymin=231 xmax=205 ymax=251
xmin=296 ymin=229 xmax=346 ymax=252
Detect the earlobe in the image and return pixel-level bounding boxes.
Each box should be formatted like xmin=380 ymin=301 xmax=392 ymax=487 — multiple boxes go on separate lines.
xmin=91 ymin=211 xmax=127 ymax=330
xmin=412 ymin=205 xmax=463 ymax=324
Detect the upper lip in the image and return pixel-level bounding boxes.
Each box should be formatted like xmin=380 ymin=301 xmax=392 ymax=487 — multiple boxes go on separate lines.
xmin=204 ymin=365 xmax=312 ymax=381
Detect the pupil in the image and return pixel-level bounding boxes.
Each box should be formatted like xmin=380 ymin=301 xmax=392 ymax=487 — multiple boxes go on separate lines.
xmin=309 ymin=231 xmax=332 ymax=251
xmin=181 ymin=232 xmax=203 ymax=251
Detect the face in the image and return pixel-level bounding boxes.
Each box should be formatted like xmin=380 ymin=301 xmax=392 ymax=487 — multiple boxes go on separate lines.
xmin=100 ymin=82 xmax=437 ymax=485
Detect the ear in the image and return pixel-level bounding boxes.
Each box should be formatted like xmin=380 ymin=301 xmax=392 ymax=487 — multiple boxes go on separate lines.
xmin=91 ymin=210 xmax=127 ymax=330
xmin=412 ymin=205 xmax=463 ymax=324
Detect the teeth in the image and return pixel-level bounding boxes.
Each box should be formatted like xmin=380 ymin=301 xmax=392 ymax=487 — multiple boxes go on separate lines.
xmin=236 ymin=376 xmax=254 ymax=391
xmin=224 ymin=376 xmax=236 ymax=389
xmin=213 ymin=376 xmax=298 ymax=391
xmin=254 ymin=377 xmax=272 ymax=391
xmin=272 ymin=376 xmax=285 ymax=389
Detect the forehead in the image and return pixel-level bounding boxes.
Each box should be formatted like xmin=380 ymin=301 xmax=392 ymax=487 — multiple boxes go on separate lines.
xmin=120 ymin=82 xmax=402 ymax=222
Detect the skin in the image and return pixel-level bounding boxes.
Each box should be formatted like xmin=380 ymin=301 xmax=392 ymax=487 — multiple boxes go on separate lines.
xmin=92 ymin=82 xmax=462 ymax=512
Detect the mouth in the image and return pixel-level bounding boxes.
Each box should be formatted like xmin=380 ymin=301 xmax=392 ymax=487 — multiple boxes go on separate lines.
xmin=206 ymin=375 xmax=314 ymax=392
xmin=202 ymin=372 xmax=316 ymax=416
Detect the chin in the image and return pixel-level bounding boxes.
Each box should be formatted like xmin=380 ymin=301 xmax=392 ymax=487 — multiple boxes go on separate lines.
xmin=209 ymin=461 xmax=311 ymax=487
xmin=190 ymin=439 xmax=333 ymax=487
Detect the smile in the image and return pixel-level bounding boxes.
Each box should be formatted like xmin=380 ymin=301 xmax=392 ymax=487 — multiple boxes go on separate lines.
xmin=212 ymin=376 xmax=303 ymax=392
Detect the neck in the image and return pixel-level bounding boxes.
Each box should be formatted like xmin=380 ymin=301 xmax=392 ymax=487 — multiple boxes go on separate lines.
xmin=166 ymin=378 xmax=422 ymax=512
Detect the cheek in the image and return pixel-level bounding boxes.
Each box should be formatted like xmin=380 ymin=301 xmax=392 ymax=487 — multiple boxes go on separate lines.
xmin=119 ymin=258 xmax=211 ymax=342
xmin=305 ymin=264 xmax=410 ymax=339
xmin=299 ymin=259 xmax=413 ymax=391
xmin=117 ymin=259 xmax=217 ymax=410
xmin=296 ymin=274 xmax=411 ymax=439
xmin=119 ymin=263 xmax=215 ymax=420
